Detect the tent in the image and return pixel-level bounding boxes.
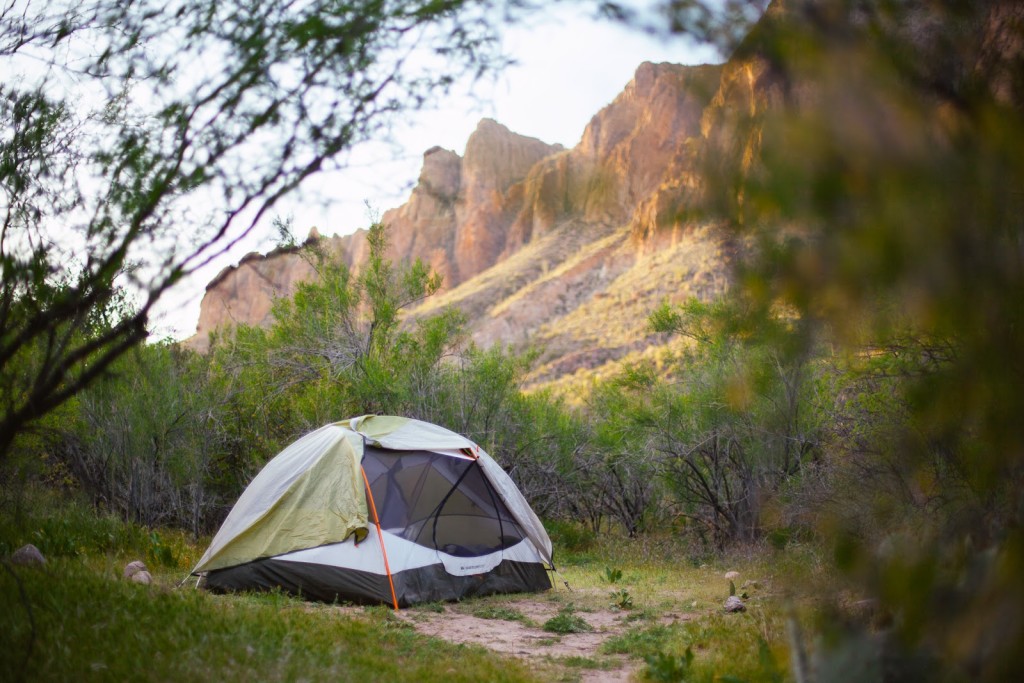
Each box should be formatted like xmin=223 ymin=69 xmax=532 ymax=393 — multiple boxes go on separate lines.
xmin=192 ymin=415 xmax=553 ymax=608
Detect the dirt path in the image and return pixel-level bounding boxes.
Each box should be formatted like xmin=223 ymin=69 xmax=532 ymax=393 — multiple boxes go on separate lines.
xmin=397 ymin=590 xmax=695 ymax=683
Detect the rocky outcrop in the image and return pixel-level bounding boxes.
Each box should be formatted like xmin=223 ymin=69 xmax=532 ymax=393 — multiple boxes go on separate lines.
xmin=188 ymin=121 xmax=563 ymax=350
xmin=190 ymin=1 xmax=1024 ymax=388
xmin=187 ymin=60 xmax=732 ymax=379
xmin=506 ymin=62 xmax=721 ymax=249
xmin=379 ymin=119 xmax=563 ymax=286
xmin=191 ymin=248 xmax=315 ymax=354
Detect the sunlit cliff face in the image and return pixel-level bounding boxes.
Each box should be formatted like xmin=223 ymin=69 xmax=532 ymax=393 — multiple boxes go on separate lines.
xmin=187 ymin=61 xmax=735 ymax=385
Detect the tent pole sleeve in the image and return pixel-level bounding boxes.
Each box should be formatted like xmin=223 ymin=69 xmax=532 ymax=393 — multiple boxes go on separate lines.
xmin=361 ymin=466 xmax=399 ymax=611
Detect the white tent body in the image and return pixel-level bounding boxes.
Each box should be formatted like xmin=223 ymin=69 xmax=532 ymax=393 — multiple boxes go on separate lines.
xmin=194 ymin=416 xmax=553 ymax=607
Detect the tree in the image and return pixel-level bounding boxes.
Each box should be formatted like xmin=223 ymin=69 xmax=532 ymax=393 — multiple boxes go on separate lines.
xmin=623 ymin=0 xmax=1024 ymax=678
xmin=217 ymin=220 xmax=455 ymax=432
xmin=53 ymin=342 xmax=226 ymax=535
xmin=0 ymin=0 xmax=526 ymax=460
xmin=610 ymin=298 xmax=823 ymax=546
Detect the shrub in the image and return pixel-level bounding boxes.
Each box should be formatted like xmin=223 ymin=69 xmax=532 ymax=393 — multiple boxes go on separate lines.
xmin=543 ymin=605 xmax=593 ymax=634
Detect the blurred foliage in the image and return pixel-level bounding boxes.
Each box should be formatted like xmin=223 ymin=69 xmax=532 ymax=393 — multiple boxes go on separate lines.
xmin=640 ymin=0 xmax=1024 ymax=679
xmin=584 ymin=297 xmax=824 ymax=546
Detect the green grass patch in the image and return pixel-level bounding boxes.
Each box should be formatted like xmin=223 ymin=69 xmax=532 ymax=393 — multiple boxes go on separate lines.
xmin=625 ymin=608 xmax=658 ymax=623
xmin=602 ymin=623 xmax=678 ymax=658
xmin=0 ymin=560 xmax=537 ymax=683
xmin=0 ymin=490 xmax=537 ymax=683
xmin=602 ymin=610 xmax=789 ymax=682
xmin=559 ymin=655 xmax=611 ymax=669
xmin=543 ymin=605 xmax=594 ymax=634
xmin=412 ymin=601 xmax=446 ymax=614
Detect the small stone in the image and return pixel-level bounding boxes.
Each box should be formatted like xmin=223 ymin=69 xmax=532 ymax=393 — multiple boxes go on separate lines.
xmin=724 ymin=570 xmax=740 ymax=580
xmin=123 ymin=560 xmax=147 ymax=579
xmin=131 ymin=570 xmax=153 ymax=585
xmin=10 ymin=544 xmax=46 ymax=566
xmin=724 ymin=596 xmax=746 ymax=613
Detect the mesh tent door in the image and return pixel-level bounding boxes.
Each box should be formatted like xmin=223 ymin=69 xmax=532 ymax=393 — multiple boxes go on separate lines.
xmin=361 ymin=446 xmax=526 ymax=572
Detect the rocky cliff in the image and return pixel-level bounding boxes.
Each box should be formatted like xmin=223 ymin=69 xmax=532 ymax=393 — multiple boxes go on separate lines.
xmin=187 ymin=59 xmax=726 ymax=362
xmin=189 ymin=0 xmax=1024 ymax=390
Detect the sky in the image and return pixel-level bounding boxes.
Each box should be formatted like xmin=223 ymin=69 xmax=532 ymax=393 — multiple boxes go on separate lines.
xmin=151 ymin=2 xmax=723 ymax=340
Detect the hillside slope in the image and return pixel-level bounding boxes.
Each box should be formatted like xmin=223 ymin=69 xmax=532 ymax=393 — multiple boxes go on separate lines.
xmin=187 ymin=60 xmax=734 ymax=386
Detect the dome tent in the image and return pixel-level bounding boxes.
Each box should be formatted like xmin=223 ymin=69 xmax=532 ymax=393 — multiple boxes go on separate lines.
xmin=192 ymin=415 xmax=553 ymax=608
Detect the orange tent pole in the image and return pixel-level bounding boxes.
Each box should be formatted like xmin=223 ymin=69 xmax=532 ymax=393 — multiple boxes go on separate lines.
xmin=361 ymin=466 xmax=399 ymax=611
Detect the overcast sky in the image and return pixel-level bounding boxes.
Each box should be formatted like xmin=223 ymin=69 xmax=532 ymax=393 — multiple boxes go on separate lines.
xmin=152 ymin=2 xmax=723 ymax=340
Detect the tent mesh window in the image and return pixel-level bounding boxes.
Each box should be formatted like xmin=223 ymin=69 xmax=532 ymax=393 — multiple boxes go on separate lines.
xmin=362 ymin=447 xmax=526 ymax=557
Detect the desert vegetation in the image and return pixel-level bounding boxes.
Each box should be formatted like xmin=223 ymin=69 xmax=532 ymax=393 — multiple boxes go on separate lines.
xmin=3 ymin=0 xmax=1024 ymax=681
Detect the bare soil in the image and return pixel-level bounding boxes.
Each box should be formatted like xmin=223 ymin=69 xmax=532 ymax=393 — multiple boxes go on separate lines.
xmin=395 ymin=588 xmax=696 ymax=683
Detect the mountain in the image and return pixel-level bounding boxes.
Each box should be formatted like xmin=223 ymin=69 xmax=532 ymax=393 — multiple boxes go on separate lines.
xmin=187 ymin=58 xmax=733 ymax=380
xmin=193 ymin=0 xmax=1024 ymax=389
xmin=190 ymin=1 xmax=1022 ymax=388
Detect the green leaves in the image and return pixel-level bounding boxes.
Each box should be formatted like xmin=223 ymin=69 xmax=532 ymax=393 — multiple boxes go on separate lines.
xmin=603 ymin=566 xmax=623 ymax=584
xmin=542 ymin=604 xmax=593 ymax=634
xmin=1 ymin=0 xmax=523 ymax=460
xmin=643 ymin=647 xmax=693 ymax=682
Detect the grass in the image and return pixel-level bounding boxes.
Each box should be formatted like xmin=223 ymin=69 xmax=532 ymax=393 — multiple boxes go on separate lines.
xmin=558 ymin=655 xmax=609 ymax=669
xmin=0 ymin=489 xmax=536 ymax=683
xmin=1 ymin=561 xmax=537 ymax=682
xmin=1 ymin=487 xmax=817 ymax=683
xmin=542 ymin=605 xmax=594 ymax=634
xmin=602 ymin=623 xmax=678 ymax=658
xmin=543 ymin=527 xmax=807 ymax=682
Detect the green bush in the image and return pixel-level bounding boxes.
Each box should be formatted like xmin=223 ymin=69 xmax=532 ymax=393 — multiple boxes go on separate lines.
xmin=644 ymin=648 xmax=693 ymax=682
xmin=542 ymin=605 xmax=593 ymax=634
xmin=0 ymin=488 xmax=150 ymax=560
xmin=546 ymin=520 xmax=597 ymax=554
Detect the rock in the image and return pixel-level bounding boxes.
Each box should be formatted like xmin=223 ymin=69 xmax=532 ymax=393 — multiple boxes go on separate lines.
xmin=185 ymin=63 xmax=717 ymax=346
xmin=724 ymin=596 xmax=746 ymax=613
xmin=123 ymin=560 xmax=148 ymax=579
xmin=182 ymin=60 xmax=735 ymax=387
xmin=724 ymin=570 xmax=740 ymax=580
xmin=10 ymin=544 xmax=46 ymax=566
xmin=131 ymin=570 xmax=153 ymax=585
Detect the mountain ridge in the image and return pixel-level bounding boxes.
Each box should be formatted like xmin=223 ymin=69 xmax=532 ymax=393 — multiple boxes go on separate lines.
xmin=187 ymin=59 xmax=732 ymax=378
xmin=186 ymin=59 xmax=733 ymax=387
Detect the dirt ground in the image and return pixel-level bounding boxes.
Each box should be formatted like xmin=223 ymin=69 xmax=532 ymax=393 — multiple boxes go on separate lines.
xmin=394 ymin=588 xmax=697 ymax=683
